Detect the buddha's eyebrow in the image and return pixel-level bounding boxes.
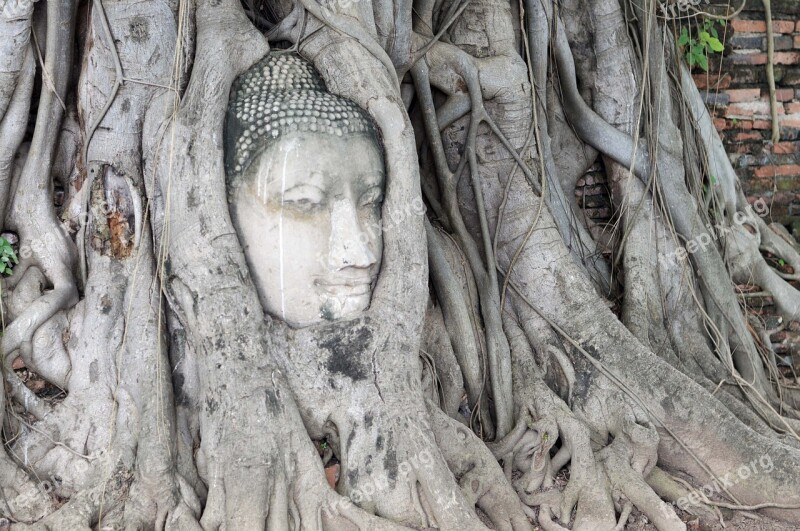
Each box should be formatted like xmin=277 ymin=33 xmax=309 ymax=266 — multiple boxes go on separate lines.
xmin=278 ymin=169 xmax=327 ymax=190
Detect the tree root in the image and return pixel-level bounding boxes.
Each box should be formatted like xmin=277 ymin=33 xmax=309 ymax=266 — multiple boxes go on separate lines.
xmin=427 ymin=401 xmax=530 ymax=530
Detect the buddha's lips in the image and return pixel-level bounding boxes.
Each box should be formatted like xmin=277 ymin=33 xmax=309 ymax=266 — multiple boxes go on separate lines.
xmin=314 ymin=278 xmax=374 ymax=296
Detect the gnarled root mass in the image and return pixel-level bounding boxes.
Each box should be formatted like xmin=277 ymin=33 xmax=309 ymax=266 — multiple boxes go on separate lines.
xmin=2 ymin=0 xmax=800 ymax=529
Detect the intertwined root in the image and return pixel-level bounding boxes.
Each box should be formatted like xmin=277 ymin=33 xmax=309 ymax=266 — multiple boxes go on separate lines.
xmin=0 ymin=454 xmax=52 ymax=524
xmin=4 ymin=0 xmax=800 ymax=528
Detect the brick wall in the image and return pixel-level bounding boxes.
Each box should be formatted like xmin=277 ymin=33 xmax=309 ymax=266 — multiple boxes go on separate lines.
xmin=573 ymin=4 xmax=800 ymax=364
xmin=695 ymin=0 xmax=800 ymax=230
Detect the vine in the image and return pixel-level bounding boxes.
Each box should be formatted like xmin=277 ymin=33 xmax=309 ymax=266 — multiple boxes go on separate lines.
xmin=677 ymin=18 xmax=724 ymax=71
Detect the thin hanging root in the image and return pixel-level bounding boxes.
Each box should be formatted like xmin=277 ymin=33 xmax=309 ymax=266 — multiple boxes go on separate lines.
xmin=2 ymin=0 xmax=77 ymax=408
xmin=426 ymin=219 xmax=494 ymax=434
xmin=0 ymin=0 xmax=34 ymax=122
xmin=761 ymin=0 xmax=780 ymax=144
xmin=0 ymin=46 xmax=34 ymax=223
xmin=78 ymin=0 xmax=125 ymax=285
xmin=645 ymin=467 xmax=722 ymax=526
xmin=551 ymin=18 xmax=650 ymax=180
xmin=411 ymin=55 xmax=514 ymax=437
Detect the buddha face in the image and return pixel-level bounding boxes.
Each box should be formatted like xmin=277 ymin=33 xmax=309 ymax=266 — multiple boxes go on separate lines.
xmin=230 ymin=132 xmax=385 ymax=328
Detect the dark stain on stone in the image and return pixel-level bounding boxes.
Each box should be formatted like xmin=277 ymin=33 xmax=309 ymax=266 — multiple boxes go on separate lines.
xmin=173 ymin=372 xmax=190 ymax=406
xmin=187 ymin=187 xmax=199 ymax=209
xmin=364 ymin=412 xmax=373 ymax=428
xmin=100 ymin=294 xmax=113 ymax=314
xmin=89 ymin=360 xmax=98 ymax=383
xmin=347 ymin=467 xmax=359 ymax=487
xmin=571 ymin=343 xmax=597 ymax=402
xmin=318 ymin=321 xmax=372 ymax=381
xmin=660 ymin=394 xmax=674 ymax=413
xmin=265 ymin=388 xmax=280 ymax=411
xmin=205 ymin=396 xmax=218 ymax=414
xmin=376 ymin=434 xmax=384 ymax=451
xmin=383 ymin=431 xmax=397 ymax=481
xmin=128 ymin=17 xmax=149 ymax=42
xmin=320 ymin=305 xmax=336 ymax=321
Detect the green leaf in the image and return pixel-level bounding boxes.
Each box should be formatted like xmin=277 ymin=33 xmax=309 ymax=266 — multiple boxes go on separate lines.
xmin=710 ymin=174 xmax=717 ymax=185
xmin=677 ymin=27 xmax=690 ymax=46
xmin=707 ymin=37 xmax=724 ymax=52
xmin=695 ymin=53 xmax=709 ymax=71
xmin=779 ymin=259 xmax=786 ymax=266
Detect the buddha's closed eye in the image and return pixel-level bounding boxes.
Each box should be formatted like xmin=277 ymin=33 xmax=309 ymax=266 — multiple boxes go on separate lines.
xmin=282 ymin=184 xmax=325 ymax=212
xmin=360 ymin=186 xmax=384 ymax=207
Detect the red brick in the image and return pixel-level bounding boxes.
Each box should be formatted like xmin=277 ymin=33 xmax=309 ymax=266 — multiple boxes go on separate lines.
xmin=775 ymin=88 xmax=795 ymax=101
xmin=795 ymin=35 xmax=800 ymax=49
xmin=780 ymin=116 xmax=800 ymax=128
xmin=732 ymin=20 xmax=795 ymax=34
xmin=753 ymin=119 xmax=773 ymax=129
xmin=732 ymin=20 xmax=766 ymax=33
xmin=729 ymin=52 xmax=769 ymax=65
xmin=797 ymin=21 xmax=800 ymax=32
xmin=713 ymin=118 xmax=728 ymax=130
xmin=745 ymin=178 xmax=775 ymax=192
xmin=775 ymin=52 xmax=800 ymax=65
xmin=693 ymin=73 xmax=732 ymax=90
xmin=726 ymin=88 xmax=761 ymax=102
xmin=736 ymin=132 xmax=763 ymax=141
xmin=725 ymin=101 xmax=773 ymax=117
xmin=787 ymin=102 xmax=800 ymax=114
xmin=774 ymin=20 xmax=795 ymax=34
xmin=773 ymin=142 xmax=798 ymax=154
xmin=754 ymin=165 xmax=800 ymax=178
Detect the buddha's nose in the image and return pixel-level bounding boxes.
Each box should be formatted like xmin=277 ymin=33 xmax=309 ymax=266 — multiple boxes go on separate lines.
xmin=328 ymin=198 xmax=377 ymax=270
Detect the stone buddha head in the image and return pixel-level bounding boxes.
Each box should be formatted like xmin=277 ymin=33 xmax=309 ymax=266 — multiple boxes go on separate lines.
xmin=225 ymin=53 xmax=385 ymax=328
